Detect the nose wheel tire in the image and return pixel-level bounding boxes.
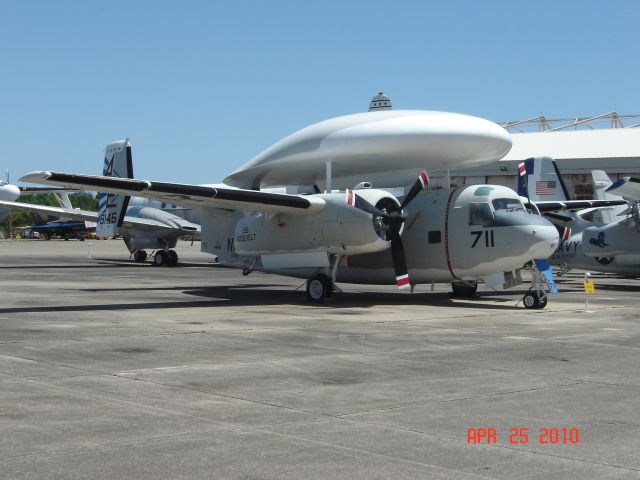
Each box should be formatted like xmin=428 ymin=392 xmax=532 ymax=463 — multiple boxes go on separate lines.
xmin=523 ymin=291 xmax=547 ymax=309
xmin=306 ymin=274 xmax=332 ymax=303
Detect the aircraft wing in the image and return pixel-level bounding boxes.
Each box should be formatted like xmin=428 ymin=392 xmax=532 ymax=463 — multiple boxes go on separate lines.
xmin=20 ymin=171 xmax=326 ymax=215
xmin=532 ymin=199 xmax=627 ymax=213
xmin=0 ymin=200 xmax=200 ymax=236
xmin=0 ymin=200 xmax=99 ymax=223
xmin=18 ymin=186 xmax=82 ymax=194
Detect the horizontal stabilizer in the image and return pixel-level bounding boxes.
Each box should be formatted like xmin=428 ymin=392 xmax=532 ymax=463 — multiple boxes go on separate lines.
xmin=606 ymin=177 xmax=640 ymax=202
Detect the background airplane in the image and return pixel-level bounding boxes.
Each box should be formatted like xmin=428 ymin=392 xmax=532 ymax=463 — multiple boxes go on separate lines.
xmin=582 ymin=177 xmax=640 ymax=265
xmin=23 ymin=217 xmax=95 ymax=240
xmin=517 ymin=157 xmax=637 ymax=275
xmin=0 ymin=140 xmax=200 ymax=265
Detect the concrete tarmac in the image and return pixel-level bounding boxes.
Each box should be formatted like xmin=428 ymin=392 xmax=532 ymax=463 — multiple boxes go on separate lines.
xmin=0 ymin=239 xmax=639 ymax=479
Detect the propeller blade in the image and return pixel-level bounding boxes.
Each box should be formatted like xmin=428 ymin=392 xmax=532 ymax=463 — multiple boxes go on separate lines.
xmin=346 ymin=188 xmax=410 ymax=289
xmin=390 ymin=233 xmax=410 ymax=289
xmin=400 ymin=171 xmax=429 ymax=210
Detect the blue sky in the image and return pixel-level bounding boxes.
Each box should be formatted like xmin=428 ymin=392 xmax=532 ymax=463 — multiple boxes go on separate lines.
xmin=1 ymin=1 xmax=638 ymax=184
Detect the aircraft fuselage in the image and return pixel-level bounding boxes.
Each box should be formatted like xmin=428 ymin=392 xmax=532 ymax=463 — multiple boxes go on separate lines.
xmin=210 ymin=185 xmax=559 ymax=285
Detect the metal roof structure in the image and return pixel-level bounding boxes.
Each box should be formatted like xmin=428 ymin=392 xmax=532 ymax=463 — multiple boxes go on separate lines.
xmin=501 ymin=112 xmax=640 ymax=132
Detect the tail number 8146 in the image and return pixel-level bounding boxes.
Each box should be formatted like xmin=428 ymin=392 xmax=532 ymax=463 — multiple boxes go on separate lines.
xmin=98 ymin=212 xmax=118 ymax=225
xmin=471 ymin=230 xmax=495 ymax=248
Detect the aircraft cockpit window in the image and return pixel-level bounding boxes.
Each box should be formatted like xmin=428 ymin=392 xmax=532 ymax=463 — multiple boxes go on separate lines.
xmin=492 ymin=198 xmax=525 ymax=212
xmin=469 ymin=202 xmax=494 ymax=226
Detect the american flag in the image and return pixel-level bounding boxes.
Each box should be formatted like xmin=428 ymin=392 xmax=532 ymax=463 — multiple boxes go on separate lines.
xmin=536 ymin=180 xmax=556 ymax=195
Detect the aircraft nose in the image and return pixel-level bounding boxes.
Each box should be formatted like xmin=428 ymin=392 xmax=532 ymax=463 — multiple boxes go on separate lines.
xmin=530 ymin=223 xmax=560 ymax=259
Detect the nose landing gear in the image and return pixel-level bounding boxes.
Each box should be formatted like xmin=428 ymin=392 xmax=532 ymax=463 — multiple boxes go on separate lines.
xmin=520 ymin=261 xmax=554 ymax=309
xmin=522 ymin=290 xmax=548 ymax=309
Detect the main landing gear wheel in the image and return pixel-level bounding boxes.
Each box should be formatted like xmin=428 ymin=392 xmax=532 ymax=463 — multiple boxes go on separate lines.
xmin=133 ymin=250 xmax=148 ymax=263
xmin=153 ymin=250 xmax=168 ymax=266
xmin=451 ymin=281 xmax=478 ymax=298
xmin=306 ymin=274 xmax=332 ymax=303
xmin=166 ymin=249 xmax=178 ymax=267
xmin=523 ymin=291 xmax=547 ymax=309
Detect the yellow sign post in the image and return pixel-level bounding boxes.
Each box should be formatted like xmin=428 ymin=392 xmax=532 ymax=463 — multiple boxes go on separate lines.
xmin=583 ymin=280 xmax=595 ymax=294
xmin=583 ymin=273 xmax=595 ymax=312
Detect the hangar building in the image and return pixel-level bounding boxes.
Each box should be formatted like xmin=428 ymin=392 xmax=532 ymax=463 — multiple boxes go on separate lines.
xmin=450 ymin=113 xmax=640 ymax=199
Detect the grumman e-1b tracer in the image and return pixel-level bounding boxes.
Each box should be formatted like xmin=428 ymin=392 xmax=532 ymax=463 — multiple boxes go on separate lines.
xmin=21 ymin=107 xmax=561 ymax=307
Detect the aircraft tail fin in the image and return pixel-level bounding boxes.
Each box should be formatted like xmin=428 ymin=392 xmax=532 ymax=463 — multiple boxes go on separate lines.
xmin=591 ymin=170 xmax=626 ymax=223
xmin=519 ymin=157 xmax=569 ymax=202
xmin=96 ymin=139 xmax=133 ymax=237
xmin=516 ymin=158 xmax=533 ymax=199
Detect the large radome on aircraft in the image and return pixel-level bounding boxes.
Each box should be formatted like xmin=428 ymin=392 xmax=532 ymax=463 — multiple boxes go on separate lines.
xmin=22 ymin=104 xmax=562 ymax=307
xmin=224 ymin=109 xmax=513 ymax=189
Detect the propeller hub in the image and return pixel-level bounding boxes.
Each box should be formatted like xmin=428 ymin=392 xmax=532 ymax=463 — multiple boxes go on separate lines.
xmin=372 ymin=197 xmax=404 ymax=241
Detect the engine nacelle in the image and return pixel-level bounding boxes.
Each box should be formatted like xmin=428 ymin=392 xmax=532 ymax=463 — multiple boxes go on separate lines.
xmin=127 ymin=206 xmax=197 ymax=231
xmin=233 ymin=189 xmax=400 ymax=257
xmin=125 ymin=235 xmax=177 ymax=251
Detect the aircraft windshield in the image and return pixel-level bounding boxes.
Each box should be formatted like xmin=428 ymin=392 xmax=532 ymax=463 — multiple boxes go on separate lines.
xmin=469 ymin=202 xmax=494 ymax=226
xmin=492 ymin=198 xmax=525 ymax=212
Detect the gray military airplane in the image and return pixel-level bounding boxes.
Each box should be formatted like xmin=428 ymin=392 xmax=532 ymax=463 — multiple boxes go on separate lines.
xmin=1 ymin=140 xmax=200 ymax=266
xmin=516 ymin=157 xmax=635 ymax=275
xmin=582 ymin=177 xmax=640 ymax=267
xmin=23 ymin=108 xmax=565 ymax=307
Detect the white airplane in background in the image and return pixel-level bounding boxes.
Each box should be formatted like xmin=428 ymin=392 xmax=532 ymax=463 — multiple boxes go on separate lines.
xmin=24 ymin=107 xmax=568 ymax=308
